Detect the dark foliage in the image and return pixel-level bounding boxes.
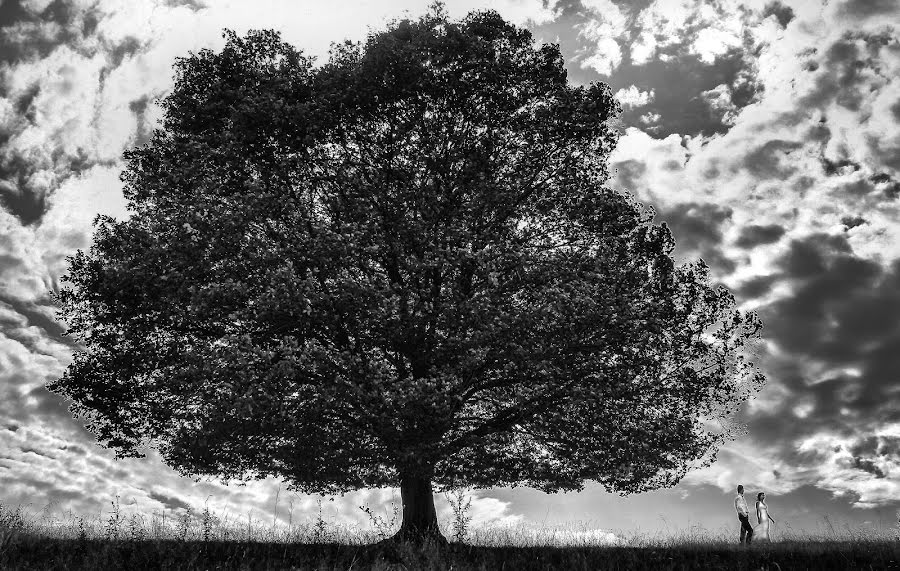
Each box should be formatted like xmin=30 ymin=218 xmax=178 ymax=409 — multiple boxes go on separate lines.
xmin=49 ymin=6 xmax=763 ymax=538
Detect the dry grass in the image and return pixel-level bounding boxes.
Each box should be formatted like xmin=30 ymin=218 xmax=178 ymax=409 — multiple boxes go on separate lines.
xmin=1 ymin=500 xmax=898 ymax=570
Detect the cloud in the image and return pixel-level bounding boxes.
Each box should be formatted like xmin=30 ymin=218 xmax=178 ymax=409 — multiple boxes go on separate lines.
xmin=0 ymin=0 xmax=568 ymax=532
xmin=560 ymin=0 xmax=771 ymax=137
xmin=596 ymin=0 xmax=900 ymax=513
xmin=2 ymin=0 xmax=900 ymax=533
xmin=734 ymin=224 xmax=786 ymax=249
xmin=794 ymin=425 xmax=900 ymax=508
xmin=0 ymin=23 xmax=140 ymax=224
xmin=834 ymin=0 xmax=900 ymax=21
xmin=761 ymin=1 xmax=795 ymax=29
xmin=436 ymin=491 xmax=525 ymax=529
xmin=691 ymin=25 xmax=743 ymax=65
xmin=655 ymin=202 xmax=735 ymax=273
xmin=609 ymin=129 xmax=744 ymax=272
xmin=37 ymin=165 xmax=129 ymax=278
xmin=614 ymin=84 xmax=653 ymax=109
xmin=610 ymin=127 xmax=690 ymax=205
xmin=615 ymin=46 xmax=762 ymax=138
xmin=700 ymin=83 xmax=739 ymax=127
xmin=628 ymin=0 xmax=748 ymax=66
xmin=686 ymin=234 xmax=900 ymax=507
xmin=578 ymin=0 xmax=627 ymax=75
xmin=0 ymin=0 xmax=558 ymax=229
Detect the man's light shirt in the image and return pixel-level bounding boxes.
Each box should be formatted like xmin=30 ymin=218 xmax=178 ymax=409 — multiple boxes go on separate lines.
xmin=735 ymin=495 xmax=748 ymax=516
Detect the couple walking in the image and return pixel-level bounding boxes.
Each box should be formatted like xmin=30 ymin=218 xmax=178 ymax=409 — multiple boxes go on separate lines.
xmin=734 ymin=484 xmax=776 ymax=543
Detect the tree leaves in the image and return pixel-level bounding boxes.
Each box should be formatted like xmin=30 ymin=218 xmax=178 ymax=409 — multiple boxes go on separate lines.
xmin=49 ymin=8 xmax=763 ymax=497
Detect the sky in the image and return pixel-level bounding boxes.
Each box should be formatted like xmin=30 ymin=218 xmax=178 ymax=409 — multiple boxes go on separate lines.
xmin=1 ymin=0 xmax=899 ymax=542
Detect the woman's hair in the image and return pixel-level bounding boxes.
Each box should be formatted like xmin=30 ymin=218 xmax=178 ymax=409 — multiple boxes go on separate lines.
xmin=757 ymin=492 xmax=764 ymax=501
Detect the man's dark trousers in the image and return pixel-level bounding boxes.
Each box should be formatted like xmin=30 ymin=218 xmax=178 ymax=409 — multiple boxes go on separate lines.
xmin=738 ymin=514 xmax=754 ymax=544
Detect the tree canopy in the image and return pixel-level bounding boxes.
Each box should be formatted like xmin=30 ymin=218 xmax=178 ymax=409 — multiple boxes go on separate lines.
xmin=50 ymin=7 xmax=764 ymax=540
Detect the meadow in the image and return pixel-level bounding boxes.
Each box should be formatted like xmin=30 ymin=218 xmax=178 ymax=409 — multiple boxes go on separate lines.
xmin=1 ymin=499 xmax=898 ymax=570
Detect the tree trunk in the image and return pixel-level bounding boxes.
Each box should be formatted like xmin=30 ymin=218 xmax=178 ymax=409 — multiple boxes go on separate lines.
xmin=391 ymin=474 xmax=445 ymax=543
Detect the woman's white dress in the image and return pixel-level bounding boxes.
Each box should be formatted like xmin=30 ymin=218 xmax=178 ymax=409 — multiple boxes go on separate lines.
xmin=756 ymin=501 xmax=770 ymax=540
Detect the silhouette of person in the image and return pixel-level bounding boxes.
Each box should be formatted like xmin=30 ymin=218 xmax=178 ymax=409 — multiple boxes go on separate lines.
xmin=735 ymin=485 xmax=753 ymax=544
xmin=756 ymin=492 xmax=775 ymax=542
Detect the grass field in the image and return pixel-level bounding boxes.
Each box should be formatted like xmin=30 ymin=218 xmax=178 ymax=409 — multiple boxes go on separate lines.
xmin=1 ymin=501 xmax=898 ymax=570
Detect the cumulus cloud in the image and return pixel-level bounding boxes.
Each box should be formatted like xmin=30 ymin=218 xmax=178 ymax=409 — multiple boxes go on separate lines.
xmin=614 ymin=84 xmax=653 ymax=109
xmin=578 ymin=0 xmax=627 ymax=75
xmin=436 ymin=491 xmax=525 ymax=529
xmin=794 ymin=425 xmax=900 ymax=508
xmin=684 ymin=233 xmax=900 ymax=507
xmin=630 ymin=0 xmax=747 ymax=65
xmin=700 ymin=83 xmax=739 ymax=127
xmin=589 ymin=0 xmax=900 ymax=516
xmin=691 ymin=25 xmax=743 ymax=64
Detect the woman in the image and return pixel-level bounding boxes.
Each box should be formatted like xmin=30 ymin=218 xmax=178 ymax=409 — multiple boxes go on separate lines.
xmin=756 ymin=492 xmax=776 ymax=541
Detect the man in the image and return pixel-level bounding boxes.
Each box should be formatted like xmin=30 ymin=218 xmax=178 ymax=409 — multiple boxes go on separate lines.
xmin=735 ymin=484 xmax=753 ymax=544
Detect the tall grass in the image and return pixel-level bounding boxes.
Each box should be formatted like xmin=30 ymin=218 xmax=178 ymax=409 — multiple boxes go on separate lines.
xmin=1 ymin=499 xmax=898 ymax=570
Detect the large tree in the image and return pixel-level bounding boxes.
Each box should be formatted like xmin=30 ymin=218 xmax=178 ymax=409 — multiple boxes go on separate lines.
xmin=51 ymin=8 xmax=763 ymax=541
